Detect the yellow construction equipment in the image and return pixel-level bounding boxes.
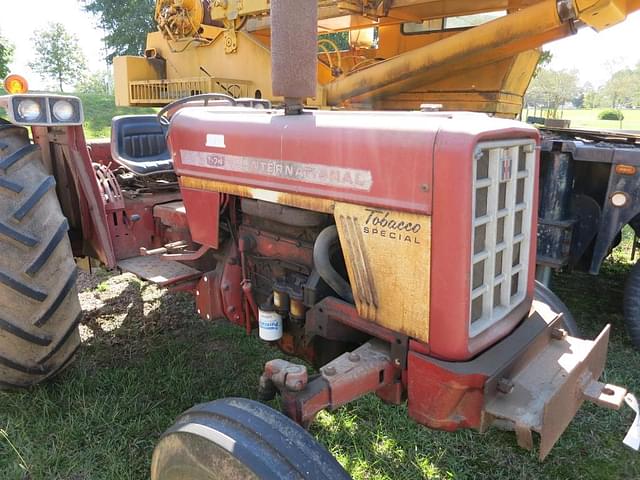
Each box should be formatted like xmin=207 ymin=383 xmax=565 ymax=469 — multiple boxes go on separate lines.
xmin=114 ymin=0 xmax=640 ymax=117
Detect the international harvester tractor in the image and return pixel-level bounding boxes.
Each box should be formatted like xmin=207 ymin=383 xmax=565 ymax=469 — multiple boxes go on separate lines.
xmin=1 ymin=0 xmax=639 ymax=477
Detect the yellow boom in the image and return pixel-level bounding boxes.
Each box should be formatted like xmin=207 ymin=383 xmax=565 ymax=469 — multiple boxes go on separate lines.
xmin=114 ymin=0 xmax=640 ymax=117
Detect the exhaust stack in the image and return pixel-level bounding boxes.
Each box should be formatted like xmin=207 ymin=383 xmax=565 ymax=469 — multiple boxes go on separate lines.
xmin=270 ymin=0 xmax=317 ymax=114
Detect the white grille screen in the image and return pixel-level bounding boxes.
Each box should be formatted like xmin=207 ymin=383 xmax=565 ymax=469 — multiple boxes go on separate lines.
xmin=470 ymin=140 xmax=535 ymax=337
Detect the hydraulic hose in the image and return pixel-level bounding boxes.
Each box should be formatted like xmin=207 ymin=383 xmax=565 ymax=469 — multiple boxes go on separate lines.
xmin=313 ymin=225 xmax=354 ymax=304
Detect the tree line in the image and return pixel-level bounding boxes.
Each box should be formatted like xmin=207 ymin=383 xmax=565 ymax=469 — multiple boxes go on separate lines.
xmin=0 ymin=0 xmax=153 ymax=93
xmin=526 ymin=59 xmax=640 ymax=118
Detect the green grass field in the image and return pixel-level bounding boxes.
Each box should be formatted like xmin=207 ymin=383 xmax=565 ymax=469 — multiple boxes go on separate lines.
xmin=76 ymin=93 xmax=155 ymax=139
xmin=523 ymin=108 xmax=640 ymax=131
xmin=1 ymin=235 xmax=639 ymax=479
xmin=0 ymin=90 xmax=154 ymax=139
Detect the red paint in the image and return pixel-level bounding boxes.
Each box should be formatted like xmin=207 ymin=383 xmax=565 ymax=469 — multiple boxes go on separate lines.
xmin=407 ymin=350 xmax=486 ymax=431
xmin=239 ymin=225 xmax=314 ymax=268
xmin=195 ymin=264 xmax=224 ymax=320
xmin=154 ymin=203 xmax=190 ymax=230
xmin=169 ymin=109 xmax=436 ymax=214
xmin=181 ymin=187 xmax=220 ymax=248
xmin=220 ymin=245 xmax=246 ymax=327
xmin=429 ymin=122 xmax=539 ymax=360
xmin=109 ymin=192 xmax=184 ymax=260
xmin=86 ymin=139 xmax=112 ymax=166
xmin=32 ymin=126 xmax=118 ymax=267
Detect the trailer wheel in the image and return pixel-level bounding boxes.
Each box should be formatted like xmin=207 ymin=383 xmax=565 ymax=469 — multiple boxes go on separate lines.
xmin=0 ymin=125 xmax=81 ymax=389
xmin=151 ymin=398 xmax=351 ymax=480
xmin=623 ymin=260 xmax=640 ymax=349
xmin=534 ymin=280 xmax=580 ymax=337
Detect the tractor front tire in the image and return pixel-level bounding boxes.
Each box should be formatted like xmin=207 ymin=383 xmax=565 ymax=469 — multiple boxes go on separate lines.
xmin=534 ymin=280 xmax=580 ymax=337
xmin=623 ymin=260 xmax=640 ymax=350
xmin=151 ymin=398 xmax=351 ymax=480
xmin=0 ymin=125 xmax=81 ymax=389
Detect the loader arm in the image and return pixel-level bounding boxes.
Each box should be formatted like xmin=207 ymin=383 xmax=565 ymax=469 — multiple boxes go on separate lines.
xmin=115 ymin=0 xmax=640 ymax=115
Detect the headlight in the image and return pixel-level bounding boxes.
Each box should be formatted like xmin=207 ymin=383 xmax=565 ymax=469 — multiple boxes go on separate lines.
xmin=52 ymin=100 xmax=74 ymax=122
xmin=16 ymin=99 xmax=43 ymax=122
xmin=8 ymin=95 xmax=83 ymax=126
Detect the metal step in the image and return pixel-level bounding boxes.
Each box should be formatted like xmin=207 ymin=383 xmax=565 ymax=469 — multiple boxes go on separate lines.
xmin=117 ymin=255 xmax=201 ymax=286
xmin=154 ymin=201 xmax=188 ymax=229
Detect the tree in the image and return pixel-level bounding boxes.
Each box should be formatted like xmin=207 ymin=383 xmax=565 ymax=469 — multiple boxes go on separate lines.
xmin=601 ymin=68 xmax=638 ymax=108
xmin=533 ymin=49 xmax=553 ymax=78
xmin=0 ymin=29 xmax=14 ymax=79
xmin=525 ymin=68 xmax=580 ymax=118
xmin=29 ymin=23 xmax=87 ymax=92
xmin=582 ymin=82 xmax=600 ymax=109
xmin=76 ymin=69 xmax=113 ymax=95
xmin=83 ymin=0 xmax=156 ymax=63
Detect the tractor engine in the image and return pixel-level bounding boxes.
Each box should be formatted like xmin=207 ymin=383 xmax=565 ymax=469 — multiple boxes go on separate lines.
xmin=237 ymin=198 xmax=345 ymax=364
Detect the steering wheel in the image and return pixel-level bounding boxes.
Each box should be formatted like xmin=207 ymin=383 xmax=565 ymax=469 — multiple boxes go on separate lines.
xmin=157 ymin=93 xmax=238 ymax=128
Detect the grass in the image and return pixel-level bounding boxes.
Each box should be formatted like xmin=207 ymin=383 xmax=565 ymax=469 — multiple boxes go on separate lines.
xmin=1 ymin=239 xmax=639 ymax=479
xmin=75 ymin=93 xmax=155 ymax=139
xmin=523 ymin=108 xmax=640 ymax=131
xmin=0 ymin=89 xmax=154 ymax=140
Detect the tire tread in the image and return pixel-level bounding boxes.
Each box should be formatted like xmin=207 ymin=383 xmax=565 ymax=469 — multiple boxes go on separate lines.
xmin=623 ymin=261 xmax=640 ymax=349
xmin=0 ymin=129 xmax=81 ymax=389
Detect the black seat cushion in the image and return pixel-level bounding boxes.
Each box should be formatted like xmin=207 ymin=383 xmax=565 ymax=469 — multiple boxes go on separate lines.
xmin=111 ymin=115 xmax=173 ymax=175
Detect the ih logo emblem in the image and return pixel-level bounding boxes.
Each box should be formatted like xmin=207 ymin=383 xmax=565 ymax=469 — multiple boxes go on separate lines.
xmin=500 ymin=150 xmax=512 ymax=182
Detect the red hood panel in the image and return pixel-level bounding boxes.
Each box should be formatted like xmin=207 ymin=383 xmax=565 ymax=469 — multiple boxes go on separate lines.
xmin=169 ymin=108 xmax=443 ymax=214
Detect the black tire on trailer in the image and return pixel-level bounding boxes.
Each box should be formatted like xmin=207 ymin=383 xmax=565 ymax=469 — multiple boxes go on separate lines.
xmin=623 ymin=260 xmax=640 ymax=349
xmin=534 ymin=280 xmax=580 ymax=337
xmin=0 ymin=124 xmax=81 ymax=389
xmin=151 ymin=398 xmax=351 ymax=480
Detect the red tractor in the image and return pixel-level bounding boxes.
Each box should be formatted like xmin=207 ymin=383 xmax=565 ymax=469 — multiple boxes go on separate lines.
xmin=0 ymin=4 xmax=637 ymax=477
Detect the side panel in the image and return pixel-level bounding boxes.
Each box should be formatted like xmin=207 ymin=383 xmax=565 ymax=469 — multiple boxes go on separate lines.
xmin=334 ymin=203 xmax=431 ymax=342
xmin=181 ymin=187 xmax=221 ymax=248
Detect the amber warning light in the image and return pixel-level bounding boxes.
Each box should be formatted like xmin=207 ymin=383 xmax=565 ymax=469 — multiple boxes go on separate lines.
xmin=3 ymin=74 xmax=29 ymax=95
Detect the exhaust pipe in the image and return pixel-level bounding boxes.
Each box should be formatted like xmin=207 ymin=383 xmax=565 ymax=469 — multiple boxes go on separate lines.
xmin=270 ymin=0 xmax=317 ymax=114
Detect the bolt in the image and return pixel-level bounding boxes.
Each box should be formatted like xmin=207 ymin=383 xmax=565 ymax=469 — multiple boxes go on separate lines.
xmin=497 ymin=378 xmax=514 ymax=394
xmin=420 ymin=184 xmax=430 ymax=192
xmin=196 ymin=290 xmax=200 ymax=296
xmin=228 ymin=306 xmax=236 ymax=313
xmin=197 ymin=309 xmax=201 ymax=315
xmin=551 ymin=328 xmax=568 ymax=340
xmin=206 ymin=314 xmax=211 ymax=320
xmin=324 ymin=366 xmax=336 ymax=376
xmin=222 ymin=283 xmax=230 ymax=291
xmin=394 ymin=358 xmax=401 ymax=367
xmin=348 ymin=353 xmax=360 ymax=362
xmin=204 ymin=277 xmax=208 ymax=283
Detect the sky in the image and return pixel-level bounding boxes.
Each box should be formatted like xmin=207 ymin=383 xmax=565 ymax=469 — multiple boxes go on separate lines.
xmin=0 ymin=0 xmax=638 ymax=90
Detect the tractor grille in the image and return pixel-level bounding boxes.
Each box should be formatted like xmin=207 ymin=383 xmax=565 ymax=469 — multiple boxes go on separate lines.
xmin=470 ymin=140 xmax=536 ymax=337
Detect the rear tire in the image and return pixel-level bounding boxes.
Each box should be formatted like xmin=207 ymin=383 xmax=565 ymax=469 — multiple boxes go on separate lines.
xmin=151 ymin=398 xmax=351 ymax=480
xmin=623 ymin=261 xmax=640 ymax=350
xmin=0 ymin=125 xmax=81 ymax=389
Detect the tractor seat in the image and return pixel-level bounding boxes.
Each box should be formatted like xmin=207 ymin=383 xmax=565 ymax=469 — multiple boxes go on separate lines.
xmin=110 ymin=115 xmax=173 ymax=175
